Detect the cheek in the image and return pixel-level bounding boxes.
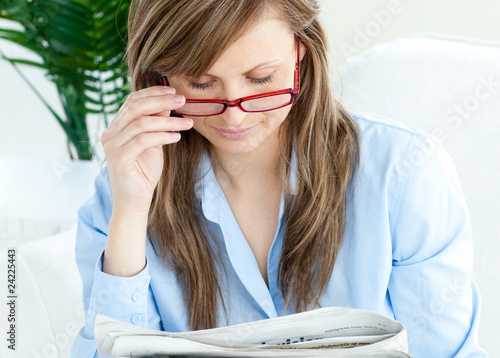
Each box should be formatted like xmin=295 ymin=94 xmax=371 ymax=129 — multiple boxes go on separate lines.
xmin=191 ymin=117 xmax=209 ymax=135
xmin=267 ymin=106 xmax=291 ymax=127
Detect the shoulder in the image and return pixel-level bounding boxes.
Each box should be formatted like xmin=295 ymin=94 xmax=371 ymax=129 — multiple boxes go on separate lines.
xmin=348 ymin=110 xmax=432 ymax=148
xmin=347 ymin=110 xmax=443 ymax=178
xmin=345 ymin=111 xmax=458 ymax=232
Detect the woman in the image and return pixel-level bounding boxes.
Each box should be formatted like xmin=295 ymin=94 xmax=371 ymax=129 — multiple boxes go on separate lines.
xmin=71 ymin=0 xmax=487 ymax=357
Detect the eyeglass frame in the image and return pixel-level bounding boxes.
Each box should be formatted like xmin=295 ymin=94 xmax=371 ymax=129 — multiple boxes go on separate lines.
xmin=160 ymin=36 xmax=301 ymax=117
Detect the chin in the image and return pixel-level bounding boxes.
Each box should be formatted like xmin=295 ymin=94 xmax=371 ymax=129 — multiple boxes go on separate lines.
xmin=211 ymin=138 xmax=264 ymax=155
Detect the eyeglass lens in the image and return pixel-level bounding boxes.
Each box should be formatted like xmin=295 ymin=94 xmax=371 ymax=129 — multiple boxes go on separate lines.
xmin=177 ymin=93 xmax=293 ymax=116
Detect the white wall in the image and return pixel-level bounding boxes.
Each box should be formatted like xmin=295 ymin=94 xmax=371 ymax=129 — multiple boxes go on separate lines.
xmin=319 ymin=0 xmax=500 ymax=68
xmin=0 ymin=39 xmax=68 ymax=161
xmin=1 ymin=0 xmax=500 ymax=160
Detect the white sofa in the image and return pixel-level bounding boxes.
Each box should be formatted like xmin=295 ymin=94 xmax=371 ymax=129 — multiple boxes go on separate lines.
xmin=0 ymin=159 xmax=99 ymax=358
xmin=335 ymin=33 xmax=500 ymax=357
xmin=0 ymin=224 xmax=82 ymax=358
xmin=1 ymin=33 xmax=497 ymax=357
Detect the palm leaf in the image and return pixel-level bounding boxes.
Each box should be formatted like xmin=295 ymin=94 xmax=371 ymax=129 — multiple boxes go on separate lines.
xmin=0 ymin=0 xmax=131 ymax=160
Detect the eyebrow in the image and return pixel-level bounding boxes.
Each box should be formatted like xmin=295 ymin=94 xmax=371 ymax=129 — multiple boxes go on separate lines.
xmin=202 ymin=59 xmax=282 ymax=79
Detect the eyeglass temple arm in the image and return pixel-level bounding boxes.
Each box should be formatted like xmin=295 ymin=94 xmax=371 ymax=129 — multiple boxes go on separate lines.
xmin=294 ymin=36 xmax=301 ymax=93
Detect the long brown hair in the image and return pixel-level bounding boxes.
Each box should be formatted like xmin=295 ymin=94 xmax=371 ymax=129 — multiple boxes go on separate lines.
xmin=124 ymin=0 xmax=361 ymax=330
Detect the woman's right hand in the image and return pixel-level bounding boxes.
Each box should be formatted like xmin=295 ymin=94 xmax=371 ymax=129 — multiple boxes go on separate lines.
xmin=100 ymin=85 xmax=193 ymax=217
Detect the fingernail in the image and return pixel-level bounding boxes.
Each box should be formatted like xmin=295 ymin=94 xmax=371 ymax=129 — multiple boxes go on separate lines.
xmin=173 ymin=95 xmax=184 ymax=103
xmin=181 ymin=118 xmax=193 ymax=126
xmin=163 ymin=87 xmax=175 ymax=94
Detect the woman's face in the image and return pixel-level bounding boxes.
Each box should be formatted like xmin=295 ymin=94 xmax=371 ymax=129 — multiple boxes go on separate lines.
xmin=168 ymin=17 xmax=303 ymax=156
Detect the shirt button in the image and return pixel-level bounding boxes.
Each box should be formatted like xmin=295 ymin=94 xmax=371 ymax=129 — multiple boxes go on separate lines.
xmin=132 ymin=292 xmax=142 ymax=303
xmin=131 ymin=314 xmax=142 ymax=325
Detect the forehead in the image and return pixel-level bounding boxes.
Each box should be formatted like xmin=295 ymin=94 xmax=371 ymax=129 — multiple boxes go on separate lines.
xmin=204 ymin=18 xmax=295 ymax=76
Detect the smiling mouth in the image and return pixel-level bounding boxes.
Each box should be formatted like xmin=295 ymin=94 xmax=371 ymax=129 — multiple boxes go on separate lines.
xmin=213 ymin=124 xmax=258 ymax=140
xmin=214 ymin=126 xmax=256 ymax=134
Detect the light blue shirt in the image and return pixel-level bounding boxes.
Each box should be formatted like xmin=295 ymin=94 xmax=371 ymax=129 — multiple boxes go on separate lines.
xmin=71 ymin=111 xmax=487 ymax=357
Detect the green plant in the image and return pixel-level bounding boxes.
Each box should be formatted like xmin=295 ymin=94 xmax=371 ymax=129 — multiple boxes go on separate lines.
xmin=0 ymin=0 xmax=131 ymax=160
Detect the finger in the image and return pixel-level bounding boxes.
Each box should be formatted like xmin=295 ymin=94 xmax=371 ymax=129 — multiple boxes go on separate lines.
xmin=104 ymin=94 xmax=186 ymax=142
xmin=112 ymin=115 xmax=193 ymax=149
xmin=117 ymin=131 xmax=182 ymax=163
xmin=111 ymin=86 xmax=177 ymax=125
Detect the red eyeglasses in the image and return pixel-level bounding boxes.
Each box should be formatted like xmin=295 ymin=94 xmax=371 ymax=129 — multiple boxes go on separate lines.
xmin=160 ymin=37 xmax=301 ymax=117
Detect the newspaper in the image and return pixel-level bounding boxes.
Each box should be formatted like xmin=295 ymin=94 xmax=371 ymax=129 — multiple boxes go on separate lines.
xmin=94 ymin=306 xmax=413 ymax=357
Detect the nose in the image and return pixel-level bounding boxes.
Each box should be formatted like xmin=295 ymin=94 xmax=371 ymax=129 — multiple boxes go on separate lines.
xmin=219 ymin=102 xmax=248 ymax=127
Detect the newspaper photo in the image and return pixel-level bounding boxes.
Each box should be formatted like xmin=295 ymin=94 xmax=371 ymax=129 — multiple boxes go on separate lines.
xmin=94 ymin=306 xmax=413 ymax=357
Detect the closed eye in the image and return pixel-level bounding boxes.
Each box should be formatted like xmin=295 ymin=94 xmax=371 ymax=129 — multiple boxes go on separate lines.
xmin=188 ymin=75 xmax=274 ymax=90
xmin=251 ymin=75 xmax=273 ymax=84
xmin=189 ymin=81 xmax=212 ymax=90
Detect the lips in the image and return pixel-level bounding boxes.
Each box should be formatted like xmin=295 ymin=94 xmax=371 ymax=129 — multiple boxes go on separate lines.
xmin=214 ymin=124 xmax=258 ymax=140
xmin=215 ymin=126 xmax=254 ymax=134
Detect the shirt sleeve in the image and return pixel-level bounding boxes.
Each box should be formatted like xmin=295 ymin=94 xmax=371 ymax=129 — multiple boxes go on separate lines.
xmin=70 ymin=165 xmax=162 ymax=358
xmin=388 ymin=134 xmax=488 ymax=357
